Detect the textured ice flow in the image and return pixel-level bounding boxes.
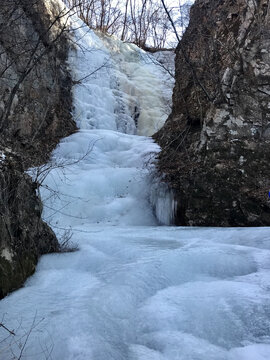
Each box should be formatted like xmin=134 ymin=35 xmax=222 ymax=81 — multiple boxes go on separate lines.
xmin=1 ymin=6 xmax=270 ymax=360
xmin=1 ymin=227 xmax=270 ymax=359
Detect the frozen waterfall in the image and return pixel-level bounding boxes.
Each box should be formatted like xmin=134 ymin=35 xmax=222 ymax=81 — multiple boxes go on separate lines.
xmin=1 ymin=6 xmax=270 ymax=360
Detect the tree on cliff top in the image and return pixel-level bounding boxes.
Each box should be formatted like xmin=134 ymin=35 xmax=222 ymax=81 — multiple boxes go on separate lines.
xmin=64 ymin=0 xmax=193 ymax=49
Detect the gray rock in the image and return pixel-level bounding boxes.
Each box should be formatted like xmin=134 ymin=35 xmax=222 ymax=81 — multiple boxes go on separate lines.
xmin=0 ymin=0 xmax=76 ymax=297
xmin=154 ymin=0 xmax=270 ymax=226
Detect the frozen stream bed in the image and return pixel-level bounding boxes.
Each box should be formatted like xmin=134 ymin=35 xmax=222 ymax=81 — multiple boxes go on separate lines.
xmin=1 ymin=3 xmax=270 ymax=360
xmin=1 ymin=226 xmax=270 ymax=360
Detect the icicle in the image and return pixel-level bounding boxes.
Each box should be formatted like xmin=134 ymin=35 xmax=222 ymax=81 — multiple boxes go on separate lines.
xmin=150 ymin=178 xmax=177 ymax=225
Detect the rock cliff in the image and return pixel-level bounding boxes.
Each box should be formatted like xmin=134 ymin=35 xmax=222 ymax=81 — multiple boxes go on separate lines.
xmin=0 ymin=0 xmax=76 ymax=298
xmin=0 ymin=0 xmax=76 ymax=166
xmin=155 ymin=0 xmax=270 ymax=226
xmin=0 ymin=151 xmax=58 ymax=299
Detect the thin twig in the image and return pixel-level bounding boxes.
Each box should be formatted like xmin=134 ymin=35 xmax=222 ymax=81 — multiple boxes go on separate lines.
xmin=0 ymin=323 xmax=15 ymax=336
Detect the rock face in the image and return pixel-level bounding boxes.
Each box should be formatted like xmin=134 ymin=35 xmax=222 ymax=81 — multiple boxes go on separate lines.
xmin=0 ymin=0 xmax=76 ymax=298
xmin=155 ymin=0 xmax=270 ymax=226
xmin=0 ymin=151 xmax=58 ymax=299
xmin=0 ymin=0 xmax=76 ymax=167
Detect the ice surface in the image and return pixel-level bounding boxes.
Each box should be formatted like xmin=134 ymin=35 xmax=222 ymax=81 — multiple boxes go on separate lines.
xmin=1 ymin=5 xmax=270 ymax=360
xmin=40 ymin=129 xmax=159 ymax=227
xmin=1 ymin=227 xmax=270 ymax=360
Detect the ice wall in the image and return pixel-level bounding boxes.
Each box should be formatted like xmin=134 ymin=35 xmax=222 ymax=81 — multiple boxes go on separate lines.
xmin=99 ymin=34 xmax=174 ymax=136
xmin=29 ymin=12 xmax=177 ymax=231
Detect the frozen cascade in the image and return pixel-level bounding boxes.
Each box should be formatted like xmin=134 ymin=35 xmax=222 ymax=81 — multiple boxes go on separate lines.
xmin=1 ymin=5 xmax=270 ymax=360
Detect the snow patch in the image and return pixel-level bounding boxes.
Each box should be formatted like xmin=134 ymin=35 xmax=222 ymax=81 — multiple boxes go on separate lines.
xmin=1 ymin=247 xmax=13 ymax=262
xmin=0 ymin=151 xmax=6 ymax=162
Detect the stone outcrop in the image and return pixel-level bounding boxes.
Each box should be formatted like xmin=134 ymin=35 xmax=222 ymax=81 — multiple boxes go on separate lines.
xmin=155 ymin=0 xmax=270 ymax=226
xmin=0 ymin=150 xmax=58 ymax=299
xmin=0 ymin=0 xmax=76 ymax=298
xmin=0 ymin=0 xmax=76 ymax=167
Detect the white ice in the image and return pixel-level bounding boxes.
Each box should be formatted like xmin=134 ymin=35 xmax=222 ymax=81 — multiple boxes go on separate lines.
xmin=1 ymin=5 xmax=270 ymax=360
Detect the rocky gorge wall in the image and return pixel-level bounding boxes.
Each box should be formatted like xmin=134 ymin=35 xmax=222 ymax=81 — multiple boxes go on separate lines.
xmin=0 ymin=152 xmax=58 ymax=299
xmin=0 ymin=0 xmax=76 ymax=166
xmin=155 ymin=0 xmax=270 ymax=226
xmin=0 ymin=0 xmax=76 ymax=298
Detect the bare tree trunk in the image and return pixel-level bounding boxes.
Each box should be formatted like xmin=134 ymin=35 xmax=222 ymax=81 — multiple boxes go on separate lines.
xmin=121 ymin=0 xmax=129 ymax=40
